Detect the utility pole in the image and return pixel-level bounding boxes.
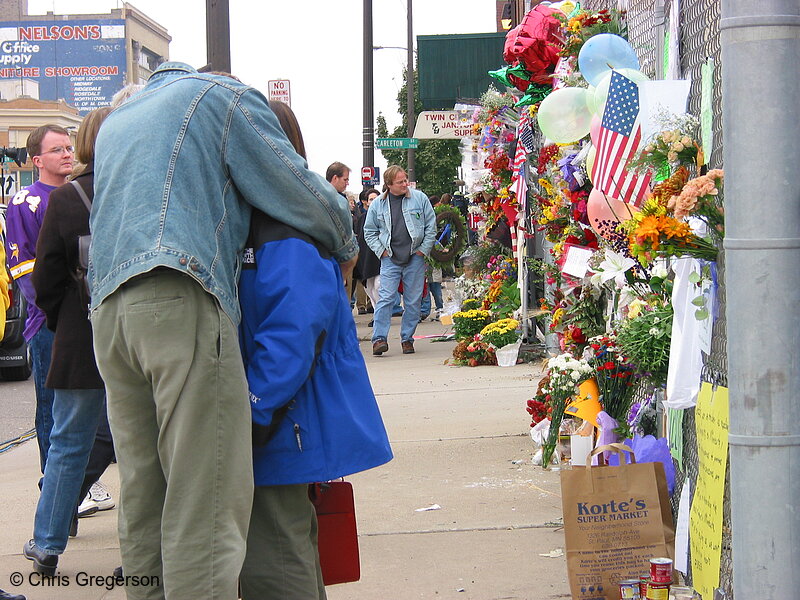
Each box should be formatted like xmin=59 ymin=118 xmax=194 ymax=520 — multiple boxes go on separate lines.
xmin=363 ymin=0 xmax=374 ymax=183
xmin=722 ymin=1 xmax=800 ymax=598
xmin=406 ymin=0 xmax=415 ymax=183
xmin=205 ymin=0 xmax=231 ymax=73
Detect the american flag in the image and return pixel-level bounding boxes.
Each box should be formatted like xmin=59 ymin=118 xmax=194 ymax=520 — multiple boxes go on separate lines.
xmin=591 ymin=71 xmax=652 ymax=207
xmin=512 ymin=108 xmax=533 ymax=220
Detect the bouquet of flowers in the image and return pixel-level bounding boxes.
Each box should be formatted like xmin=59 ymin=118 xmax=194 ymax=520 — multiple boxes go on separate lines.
xmin=585 ymin=335 xmax=636 ymax=424
xmin=555 ymin=8 xmax=627 ymax=60
xmin=615 ymin=303 xmax=673 ymax=386
xmin=485 ymin=255 xmax=517 ymax=282
xmin=548 ymin=285 xmax=605 ymax=355
xmin=479 ymin=318 xmax=520 ymax=349
xmin=667 ymin=169 xmax=724 ymax=240
xmin=452 ymin=337 xmax=496 ymax=367
xmin=487 ymin=280 xmax=521 ymax=318
xmin=454 ymin=276 xmax=490 ymax=305
xmin=540 ymin=353 xmax=593 ymax=467
xmin=452 ymin=309 xmax=491 ymax=341
xmin=629 ymin=112 xmax=701 ymax=174
xmin=626 ymin=213 xmax=718 ymax=266
xmin=526 ymin=374 xmax=553 ymax=427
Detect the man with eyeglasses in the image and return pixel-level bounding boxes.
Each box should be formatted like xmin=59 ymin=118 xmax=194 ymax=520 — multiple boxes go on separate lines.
xmin=4 ymin=124 xmax=74 ymax=474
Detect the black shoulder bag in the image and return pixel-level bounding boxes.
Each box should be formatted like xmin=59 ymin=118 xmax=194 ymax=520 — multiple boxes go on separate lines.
xmin=70 ymin=180 xmax=92 ymax=309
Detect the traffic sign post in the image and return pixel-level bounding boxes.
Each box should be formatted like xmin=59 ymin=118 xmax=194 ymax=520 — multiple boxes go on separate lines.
xmin=361 ymin=166 xmax=380 ymax=187
xmin=375 ymin=137 xmax=419 ymax=150
xmin=267 ymin=79 xmax=291 ymax=106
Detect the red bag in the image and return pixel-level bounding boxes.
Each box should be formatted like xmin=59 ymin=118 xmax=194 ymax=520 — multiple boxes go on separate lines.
xmin=308 ymin=481 xmax=360 ymax=585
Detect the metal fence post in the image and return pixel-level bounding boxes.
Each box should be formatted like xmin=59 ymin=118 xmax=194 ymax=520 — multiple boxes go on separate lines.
xmin=721 ymin=1 xmax=800 ymax=598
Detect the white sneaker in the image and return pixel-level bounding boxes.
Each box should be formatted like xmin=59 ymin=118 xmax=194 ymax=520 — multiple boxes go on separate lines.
xmin=78 ymin=481 xmax=115 ymax=517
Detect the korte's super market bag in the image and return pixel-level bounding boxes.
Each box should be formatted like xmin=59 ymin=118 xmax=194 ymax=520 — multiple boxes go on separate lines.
xmin=560 ymin=444 xmax=675 ymax=600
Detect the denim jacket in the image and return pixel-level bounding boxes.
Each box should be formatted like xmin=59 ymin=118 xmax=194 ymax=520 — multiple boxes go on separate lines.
xmin=363 ymin=188 xmax=436 ymax=260
xmin=89 ymin=62 xmax=356 ymax=323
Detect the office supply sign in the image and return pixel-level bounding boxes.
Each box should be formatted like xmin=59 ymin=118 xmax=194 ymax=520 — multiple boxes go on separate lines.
xmin=0 ymin=19 xmax=126 ymax=114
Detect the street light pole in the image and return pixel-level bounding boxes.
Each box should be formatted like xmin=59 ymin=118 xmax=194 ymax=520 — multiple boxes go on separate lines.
xmin=205 ymin=0 xmax=231 ymax=73
xmin=363 ymin=0 xmax=374 ymax=182
xmin=406 ymin=0 xmax=415 ymax=183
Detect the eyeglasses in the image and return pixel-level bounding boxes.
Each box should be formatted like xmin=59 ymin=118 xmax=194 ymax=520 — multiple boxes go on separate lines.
xmin=39 ymin=145 xmax=75 ymax=156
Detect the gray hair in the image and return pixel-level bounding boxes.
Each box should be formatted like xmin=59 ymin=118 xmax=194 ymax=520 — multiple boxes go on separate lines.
xmin=111 ymin=83 xmax=144 ymax=108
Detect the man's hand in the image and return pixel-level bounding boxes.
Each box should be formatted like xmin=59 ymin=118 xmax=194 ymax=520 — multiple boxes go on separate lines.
xmin=339 ymin=254 xmax=358 ymax=287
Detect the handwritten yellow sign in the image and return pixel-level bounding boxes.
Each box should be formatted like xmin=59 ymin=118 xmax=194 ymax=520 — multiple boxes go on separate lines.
xmin=690 ymin=383 xmax=729 ymax=599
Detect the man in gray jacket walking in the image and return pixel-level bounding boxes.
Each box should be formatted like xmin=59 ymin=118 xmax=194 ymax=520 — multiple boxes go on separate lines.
xmin=364 ymin=165 xmax=436 ymax=356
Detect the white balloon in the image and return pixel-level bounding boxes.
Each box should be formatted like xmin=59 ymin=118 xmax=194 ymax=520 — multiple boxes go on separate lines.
xmin=537 ymin=87 xmax=594 ymax=144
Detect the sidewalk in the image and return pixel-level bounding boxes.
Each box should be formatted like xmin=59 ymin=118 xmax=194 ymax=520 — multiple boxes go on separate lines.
xmin=0 ymin=313 xmax=570 ymax=600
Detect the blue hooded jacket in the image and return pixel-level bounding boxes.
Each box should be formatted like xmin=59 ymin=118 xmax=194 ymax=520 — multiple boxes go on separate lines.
xmin=239 ymin=211 xmax=393 ymax=485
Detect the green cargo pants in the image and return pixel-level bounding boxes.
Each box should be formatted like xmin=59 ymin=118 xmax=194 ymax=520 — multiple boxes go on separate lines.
xmin=92 ymin=269 xmax=253 ymax=600
xmin=240 ymin=485 xmax=326 ymax=600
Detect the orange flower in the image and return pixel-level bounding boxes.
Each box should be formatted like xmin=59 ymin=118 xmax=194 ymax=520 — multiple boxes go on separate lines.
xmin=659 ymin=216 xmax=692 ymax=240
xmin=634 ymin=215 xmax=662 ymax=248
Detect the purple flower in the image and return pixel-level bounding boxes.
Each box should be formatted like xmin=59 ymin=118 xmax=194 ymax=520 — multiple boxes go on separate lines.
xmin=557 ymin=153 xmax=582 ymax=192
xmin=627 ymin=402 xmax=642 ymax=427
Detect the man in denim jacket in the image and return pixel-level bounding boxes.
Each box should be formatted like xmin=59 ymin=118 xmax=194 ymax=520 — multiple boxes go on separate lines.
xmin=364 ymin=165 xmax=436 ymax=356
xmin=89 ymin=63 xmax=356 ymax=600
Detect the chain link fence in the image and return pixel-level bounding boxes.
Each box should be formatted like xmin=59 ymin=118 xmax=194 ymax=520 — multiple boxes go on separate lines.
xmin=521 ymin=0 xmax=730 ymax=595
xmin=585 ymin=1 xmax=730 ymax=596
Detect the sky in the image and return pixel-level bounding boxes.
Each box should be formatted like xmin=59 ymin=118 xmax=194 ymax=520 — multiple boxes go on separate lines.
xmin=26 ymin=0 xmax=497 ymax=185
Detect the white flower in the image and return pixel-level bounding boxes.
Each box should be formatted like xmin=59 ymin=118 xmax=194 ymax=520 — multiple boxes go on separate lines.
xmin=589 ymin=271 xmax=604 ymax=288
xmin=593 ymin=249 xmax=636 ymax=288
xmin=650 ymin=264 xmax=668 ymax=279
xmin=649 ymin=327 xmax=660 ymax=336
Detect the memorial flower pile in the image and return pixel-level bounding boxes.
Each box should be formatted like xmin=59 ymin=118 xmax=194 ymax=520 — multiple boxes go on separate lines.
xmin=479 ymin=318 xmax=520 ymax=349
xmin=452 ymin=308 xmax=491 ymax=341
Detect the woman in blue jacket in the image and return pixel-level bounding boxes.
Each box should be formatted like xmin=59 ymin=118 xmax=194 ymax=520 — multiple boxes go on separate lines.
xmin=238 ymin=102 xmax=393 ymax=600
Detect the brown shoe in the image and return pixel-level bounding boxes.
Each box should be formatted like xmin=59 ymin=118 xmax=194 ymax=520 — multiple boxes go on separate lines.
xmin=401 ymin=340 xmax=415 ymax=354
xmin=372 ymin=339 xmax=389 ymax=355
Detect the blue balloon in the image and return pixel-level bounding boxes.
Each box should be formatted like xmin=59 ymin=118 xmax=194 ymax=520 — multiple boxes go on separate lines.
xmin=578 ymin=33 xmax=640 ymax=87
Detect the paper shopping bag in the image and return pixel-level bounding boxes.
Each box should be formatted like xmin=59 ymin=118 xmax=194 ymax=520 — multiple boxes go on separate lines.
xmin=309 ymin=481 xmax=360 ymax=585
xmin=560 ymin=443 xmax=675 ymax=600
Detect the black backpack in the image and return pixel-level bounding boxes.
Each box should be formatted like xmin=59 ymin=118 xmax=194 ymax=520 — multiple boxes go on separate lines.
xmin=70 ymin=180 xmax=92 ymax=309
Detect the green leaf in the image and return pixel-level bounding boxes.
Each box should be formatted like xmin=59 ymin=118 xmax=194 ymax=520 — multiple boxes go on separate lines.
xmin=688 ymin=271 xmax=701 ymax=284
xmin=695 ymin=308 xmax=709 ymax=320
xmin=691 ymin=296 xmax=706 ymax=307
xmin=649 ymin=276 xmax=663 ymax=292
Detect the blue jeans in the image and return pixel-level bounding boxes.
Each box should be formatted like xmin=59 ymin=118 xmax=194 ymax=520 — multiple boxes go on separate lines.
xmin=421 ymin=290 xmax=431 ymax=317
xmin=33 ymin=388 xmax=105 ymax=554
xmin=29 ymin=326 xmax=55 ymax=472
xmin=373 ymin=254 xmax=426 ymax=344
xmin=429 ymin=282 xmax=444 ymax=311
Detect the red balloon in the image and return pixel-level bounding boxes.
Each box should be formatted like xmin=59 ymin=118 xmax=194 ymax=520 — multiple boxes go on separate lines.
xmin=587 ymin=188 xmax=639 ymax=241
xmin=503 ymin=5 xmax=564 ymax=86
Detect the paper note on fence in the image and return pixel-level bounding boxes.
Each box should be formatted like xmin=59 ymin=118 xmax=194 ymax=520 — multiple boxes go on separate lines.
xmin=690 ymin=383 xmax=729 ymax=599
xmin=562 ymin=245 xmax=594 ymax=279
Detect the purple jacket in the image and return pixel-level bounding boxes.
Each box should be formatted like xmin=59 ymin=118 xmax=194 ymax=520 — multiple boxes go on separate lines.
xmin=4 ymin=180 xmax=57 ymax=340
